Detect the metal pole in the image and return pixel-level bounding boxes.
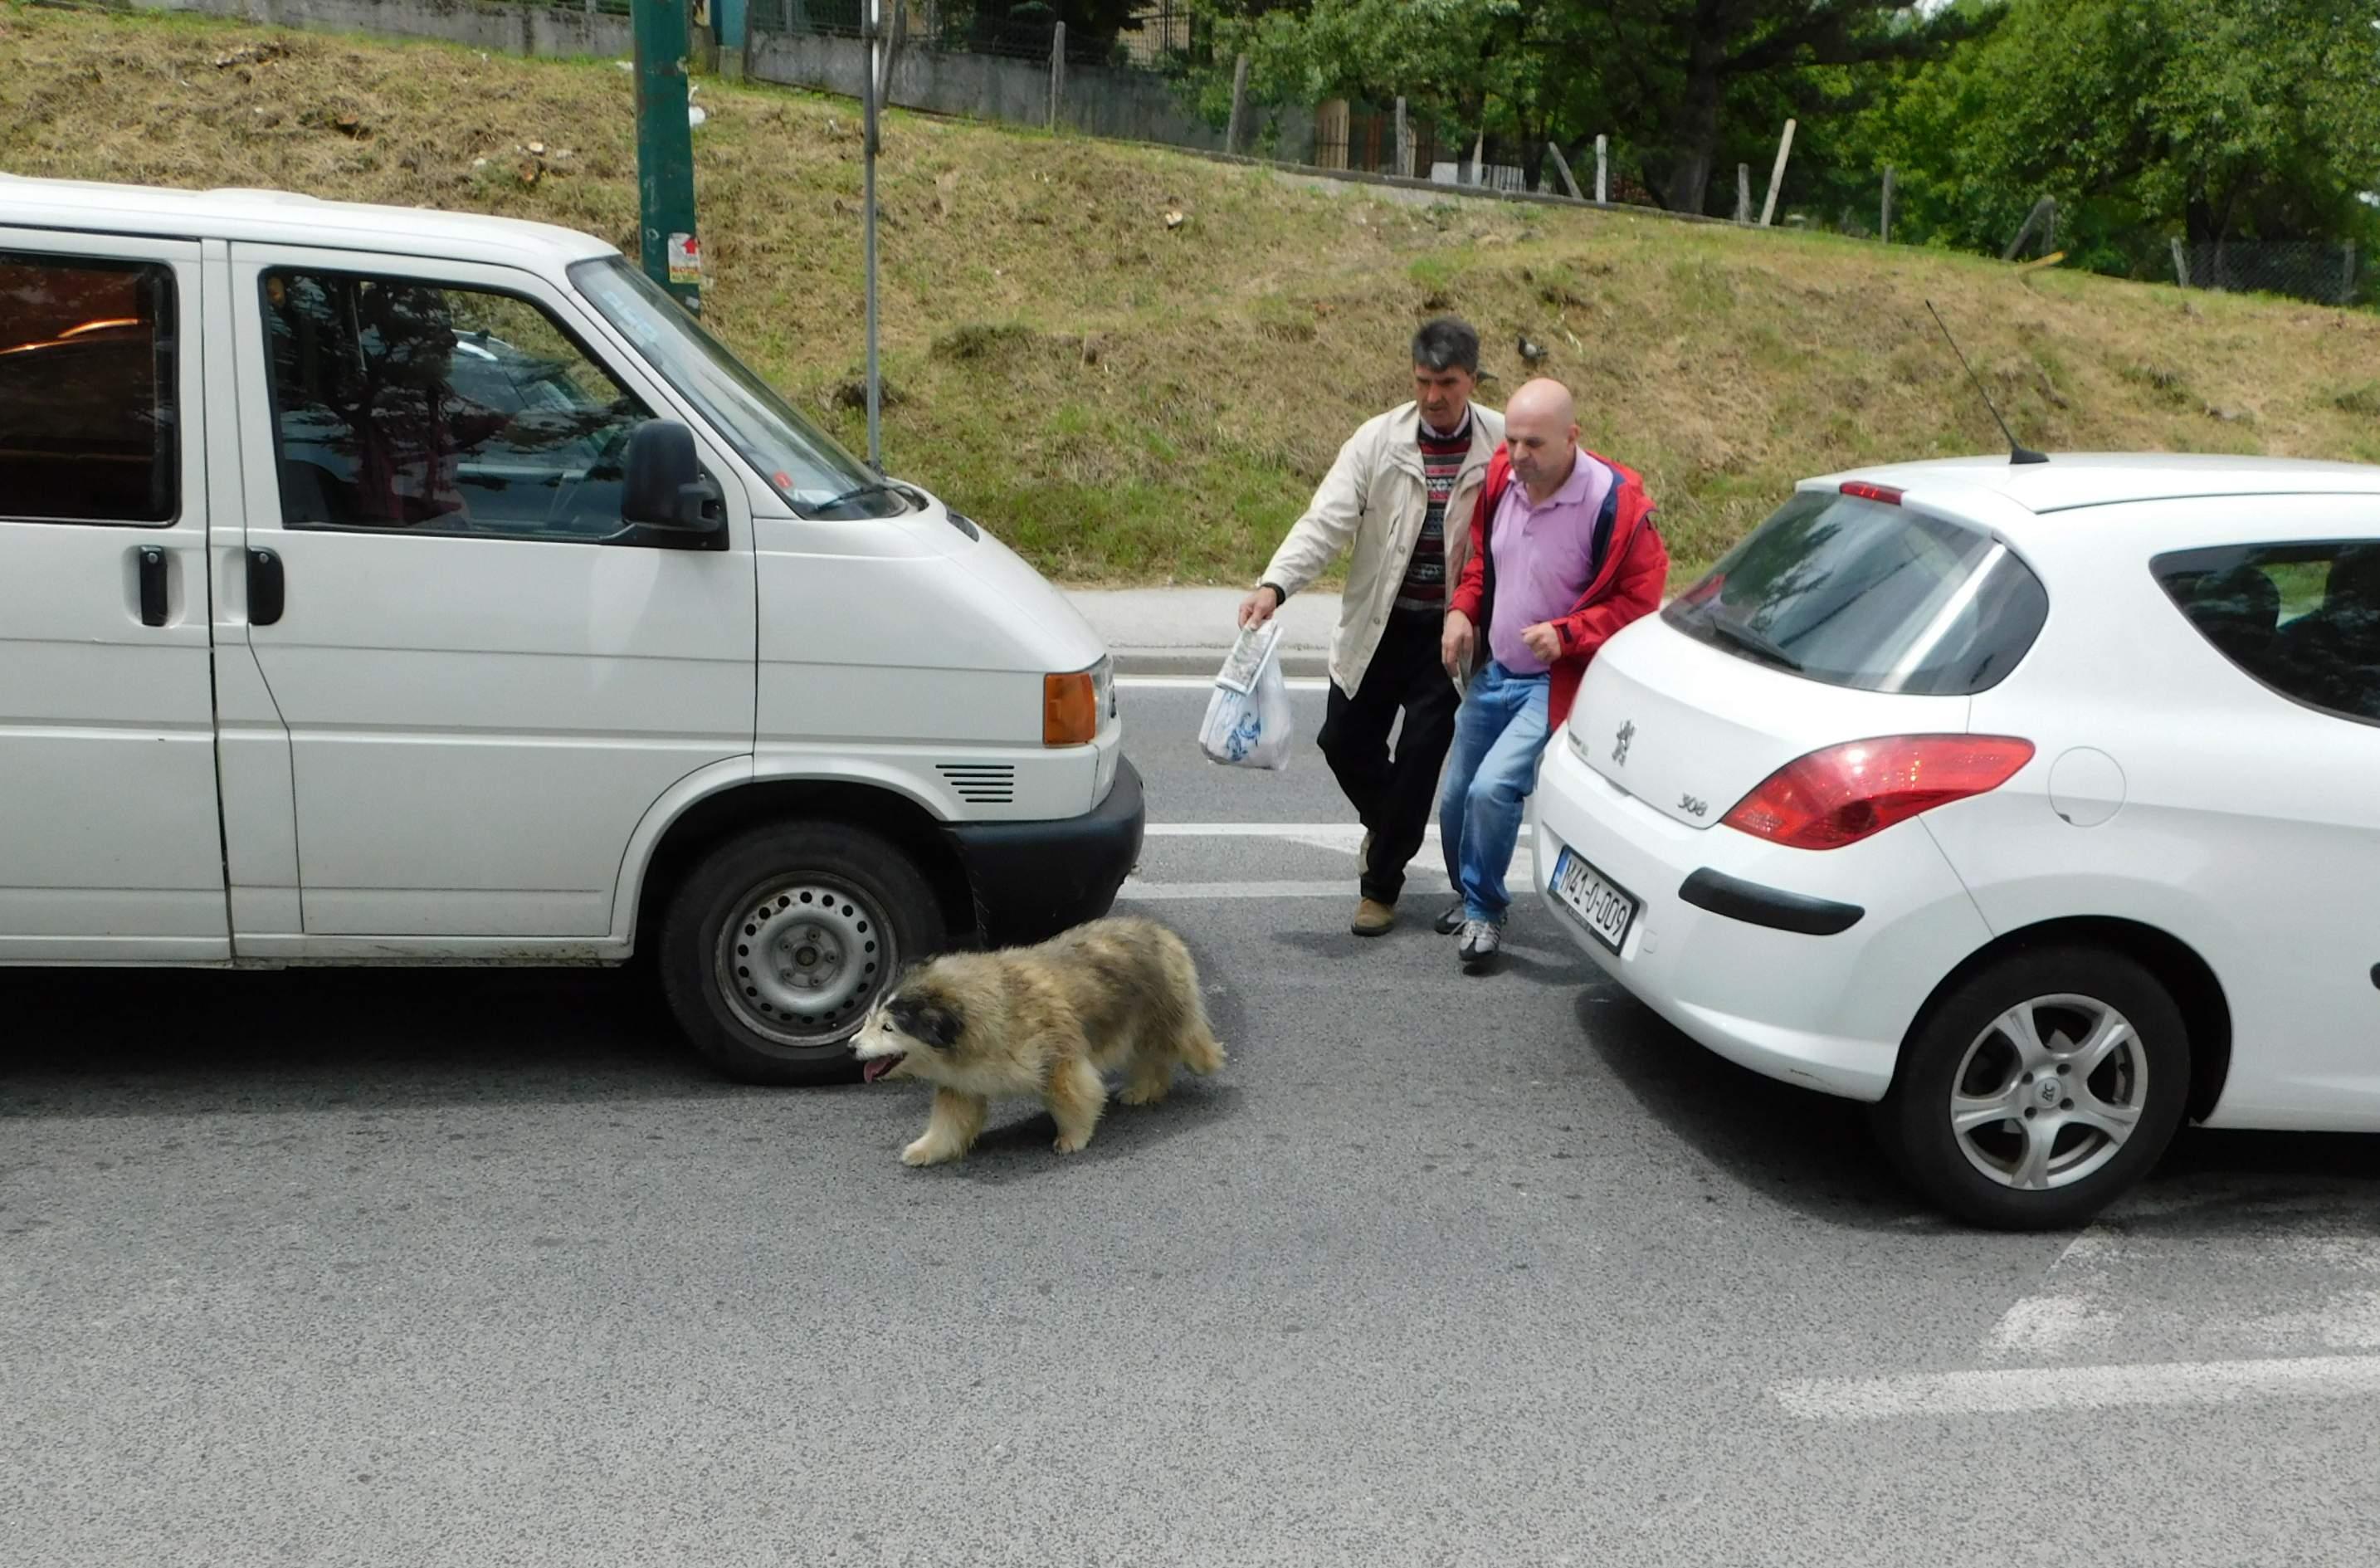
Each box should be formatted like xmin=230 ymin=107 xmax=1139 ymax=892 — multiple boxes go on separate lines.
xmin=1880 ymin=165 xmax=1895 ymax=244
xmin=1226 ymin=52 xmax=1250 ymax=155
xmin=1594 ymin=134 xmax=1607 ymax=204
xmin=861 ymin=0 xmax=882 ymax=470
xmin=1049 ymin=21 xmax=1066 ymax=133
xmin=1392 ymin=95 xmax=1407 ymax=178
xmin=633 ymin=0 xmax=702 ymax=314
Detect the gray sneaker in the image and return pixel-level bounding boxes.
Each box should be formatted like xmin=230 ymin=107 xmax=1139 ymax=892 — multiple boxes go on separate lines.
xmin=1457 ymin=918 xmax=1504 ymax=967
xmin=1433 ymin=898 xmax=1467 ymax=935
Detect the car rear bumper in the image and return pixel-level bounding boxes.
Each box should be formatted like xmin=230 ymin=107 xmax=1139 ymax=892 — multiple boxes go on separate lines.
xmin=944 ymin=756 xmax=1145 ymax=946
xmin=1529 ymin=730 xmax=1991 ymax=1102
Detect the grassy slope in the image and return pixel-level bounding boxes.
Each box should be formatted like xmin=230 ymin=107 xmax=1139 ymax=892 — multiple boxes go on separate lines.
xmin=8 ymin=6 xmax=2380 ymax=584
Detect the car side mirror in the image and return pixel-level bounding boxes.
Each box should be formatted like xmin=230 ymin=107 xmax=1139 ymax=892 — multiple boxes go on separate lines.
xmin=622 ymin=420 xmax=724 ymax=541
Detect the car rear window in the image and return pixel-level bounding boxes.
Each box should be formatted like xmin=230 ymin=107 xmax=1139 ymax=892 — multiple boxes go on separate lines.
xmin=2153 ymin=540 xmax=2379 ymax=725
xmin=1662 ymin=490 xmax=2048 ymax=696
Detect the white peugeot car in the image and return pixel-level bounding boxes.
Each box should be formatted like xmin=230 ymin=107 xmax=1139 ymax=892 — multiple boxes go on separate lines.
xmin=1529 ymin=454 xmax=2379 ymax=1229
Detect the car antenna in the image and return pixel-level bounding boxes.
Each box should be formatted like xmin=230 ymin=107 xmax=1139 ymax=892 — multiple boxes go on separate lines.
xmin=1925 ymin=300 xmax=2048 ymax=466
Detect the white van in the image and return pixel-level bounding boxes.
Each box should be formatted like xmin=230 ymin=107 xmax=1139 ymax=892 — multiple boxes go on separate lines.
xmin=0 ymin=176 xmax=1142 ymax=1083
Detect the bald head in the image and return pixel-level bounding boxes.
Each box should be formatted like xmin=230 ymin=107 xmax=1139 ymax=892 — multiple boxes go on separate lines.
xmin=1506 ymin=377 xmax=1575 ymax=427
xmin=1505 ymin=376 xmax=1580 ymax=500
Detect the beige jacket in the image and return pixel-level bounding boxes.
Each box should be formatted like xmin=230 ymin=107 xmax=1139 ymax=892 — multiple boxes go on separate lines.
xmin=1257 ymin=399 xmax=1505 ymax=696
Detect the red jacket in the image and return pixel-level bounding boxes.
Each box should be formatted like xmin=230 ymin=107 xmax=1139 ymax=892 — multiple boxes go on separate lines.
xmin=1448 ymin=444 xmax=1668 ymax=731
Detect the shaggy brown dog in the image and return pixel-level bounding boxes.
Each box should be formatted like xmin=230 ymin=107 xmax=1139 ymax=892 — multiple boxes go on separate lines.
xmin=851 ymin=916 xmax=1227 ymax=1165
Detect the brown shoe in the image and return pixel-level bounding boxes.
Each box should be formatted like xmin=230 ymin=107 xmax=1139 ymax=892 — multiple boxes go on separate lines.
xmin=1351 ymin=897 xmax=1396 ymax=937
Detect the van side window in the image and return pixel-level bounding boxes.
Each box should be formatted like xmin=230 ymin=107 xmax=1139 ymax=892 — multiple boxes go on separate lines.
xmin=2154 ymin=541 xmax=2380 ymax=725
xmin=259 ymin=269 xmax=654 ymax=540
xmin=0 ymin=252 xmax=178 ymax=525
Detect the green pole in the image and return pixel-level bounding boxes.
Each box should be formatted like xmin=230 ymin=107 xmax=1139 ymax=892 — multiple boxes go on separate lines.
xmin=633 ymin=0 xmax=702 ymax=315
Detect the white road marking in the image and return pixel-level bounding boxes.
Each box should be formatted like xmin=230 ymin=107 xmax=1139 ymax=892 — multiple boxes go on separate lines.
xmin=1772 ymin=1354 xmax=2380 ymax=1420
xmin=1144 ymin=823 xmax=1533 ymax=844
xmin=1983 ymin=1224 xmax=2122 ymax=1360
xmin=1117 ymin=675 xmax=1332 ymax=692
xmin=1120 ymin=877 xmax=1450 ymax=901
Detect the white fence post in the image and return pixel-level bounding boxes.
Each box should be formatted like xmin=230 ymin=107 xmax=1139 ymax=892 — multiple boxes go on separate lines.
xmin=1758 ymin=119 xmax=1795 ymax=227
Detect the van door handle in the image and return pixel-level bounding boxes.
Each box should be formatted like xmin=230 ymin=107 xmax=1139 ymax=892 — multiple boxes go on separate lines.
xmin=137 ymin=545 xmax=168 ymax=627
xmin=248 ymin=548 xmax=285 ymax=627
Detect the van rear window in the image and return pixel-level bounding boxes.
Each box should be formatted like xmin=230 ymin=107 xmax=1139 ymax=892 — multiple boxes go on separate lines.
xmin=1663 ymin=491 xmax=2047 ymax=696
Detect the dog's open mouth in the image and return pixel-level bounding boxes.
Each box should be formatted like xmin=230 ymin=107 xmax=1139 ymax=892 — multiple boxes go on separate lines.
xmin=861 ymin=1053 xmax=905 ymax=1084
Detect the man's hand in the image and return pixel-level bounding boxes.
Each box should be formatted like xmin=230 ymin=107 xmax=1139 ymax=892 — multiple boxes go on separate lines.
xmin=1237 ymin=584 xmax=1282 ymax=630
xmin=1520 ymin=622 xmax=1563 ymax=665
xmin=1441 ymin=610 xmax=1475 ymax=677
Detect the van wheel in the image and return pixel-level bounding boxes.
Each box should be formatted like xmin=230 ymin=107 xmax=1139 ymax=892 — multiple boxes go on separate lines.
xmin=1870 ymin=946 xmax=2189 ymax=1231
xmin=658 ymin=823 xmax=947 ymax=1086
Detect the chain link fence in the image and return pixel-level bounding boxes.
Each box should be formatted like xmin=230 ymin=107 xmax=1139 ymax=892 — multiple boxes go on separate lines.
xmin=763 ymin=0 xmax=1192 ymax=67
xmin=2171 ymin=240 xmax=2365 ymax=309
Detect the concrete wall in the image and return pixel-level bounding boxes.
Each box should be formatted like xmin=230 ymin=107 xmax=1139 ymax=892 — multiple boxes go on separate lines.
xmin=136 ymin=0 xmax=632 ymax=60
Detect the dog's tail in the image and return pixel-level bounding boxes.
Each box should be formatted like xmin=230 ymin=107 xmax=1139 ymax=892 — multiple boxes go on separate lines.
xmin=1171 ymin=970 xmax=1227 ymax=1080
xmin=1165 ymin=929 xmax=1227 ymax=1076
xmin=1179 ymin=1015 xmax=1227 ymax=1076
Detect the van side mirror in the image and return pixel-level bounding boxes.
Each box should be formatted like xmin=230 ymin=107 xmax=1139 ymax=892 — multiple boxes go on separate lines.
xmin=622 ymin=420 xmax=724 ymax=542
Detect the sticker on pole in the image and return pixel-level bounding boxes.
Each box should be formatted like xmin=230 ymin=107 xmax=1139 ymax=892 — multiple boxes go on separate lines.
xmin=666 ymin=232 xmax=703 ymax=286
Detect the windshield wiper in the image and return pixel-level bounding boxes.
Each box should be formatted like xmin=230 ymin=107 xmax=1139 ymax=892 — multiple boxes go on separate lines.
xmin=817 ymin=480 xmax=906 ymax=510
xmin=1708 ymin=614 xmax=1803 ymax=672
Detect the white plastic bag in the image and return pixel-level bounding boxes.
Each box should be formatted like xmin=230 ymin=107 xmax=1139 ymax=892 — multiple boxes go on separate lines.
xmin=1199 ymin=622 xmax=1294 ymax=770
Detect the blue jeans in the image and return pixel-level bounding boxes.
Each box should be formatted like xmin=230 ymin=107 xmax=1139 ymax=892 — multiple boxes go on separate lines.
xmin=1438 ymin=661 xmax=1551 ymax=922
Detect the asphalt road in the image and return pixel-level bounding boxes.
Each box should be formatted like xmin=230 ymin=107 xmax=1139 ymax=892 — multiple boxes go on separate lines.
xmin=6 ymin=677 xmax=2380 ymax=1566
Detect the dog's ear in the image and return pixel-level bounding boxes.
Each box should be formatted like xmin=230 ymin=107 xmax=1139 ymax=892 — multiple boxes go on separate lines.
xmin=886 ymin=991 xmax=964 ymax=1051
xmin=912 ymin=997 xmax=964 ymax=1052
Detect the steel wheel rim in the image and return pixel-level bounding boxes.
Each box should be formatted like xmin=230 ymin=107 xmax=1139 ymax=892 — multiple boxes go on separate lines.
xmin=1949 ymin=992 xmax=2148 ymax=1193
xmin=712 ymin=877 xmax=894 ymax=1050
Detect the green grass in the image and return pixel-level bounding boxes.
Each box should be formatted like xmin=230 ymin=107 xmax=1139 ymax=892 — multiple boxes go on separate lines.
xmin=9 ymin=5 xmax=2380 ymax=586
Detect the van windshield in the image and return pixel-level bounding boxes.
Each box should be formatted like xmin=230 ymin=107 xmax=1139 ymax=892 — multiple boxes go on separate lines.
xmin=569 ymin=256 xmax=905 ymax=520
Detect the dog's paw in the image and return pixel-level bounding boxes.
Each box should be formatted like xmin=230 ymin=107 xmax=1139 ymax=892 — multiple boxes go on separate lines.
xmin=902 ymin=1138 xmax=958 ymax=1167
xmin=1051 ymin=1131 xmax=1092 ymax=1155
xmin=1119 ymin=1080 xmax=1170 ymax=1107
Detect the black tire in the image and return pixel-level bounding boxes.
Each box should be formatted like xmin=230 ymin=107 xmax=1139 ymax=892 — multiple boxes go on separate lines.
xmin=1870 ymin=945 xmax=2191 ymax=1231
xmin=657 ymin=823 xmax=947 ymax=1086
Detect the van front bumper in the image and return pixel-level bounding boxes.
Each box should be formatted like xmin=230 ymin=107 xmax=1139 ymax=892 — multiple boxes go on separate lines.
xmin=944 ymin=757 xmax=1146 ymax=946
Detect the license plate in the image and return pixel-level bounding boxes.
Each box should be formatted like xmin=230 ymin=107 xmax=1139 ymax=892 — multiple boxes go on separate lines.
xmin=1549 ymin=847 xmax=1637 ymax=954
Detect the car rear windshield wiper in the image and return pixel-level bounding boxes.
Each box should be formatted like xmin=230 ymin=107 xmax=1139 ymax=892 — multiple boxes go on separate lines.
xmin=1708 ymin=614 xmax=1804 ymax=672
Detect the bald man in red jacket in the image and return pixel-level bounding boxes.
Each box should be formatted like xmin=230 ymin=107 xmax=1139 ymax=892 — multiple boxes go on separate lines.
xmin=1436 ymin=378 xmax=1668 ymax=968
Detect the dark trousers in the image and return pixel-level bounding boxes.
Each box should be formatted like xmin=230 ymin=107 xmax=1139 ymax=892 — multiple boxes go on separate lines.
xmin=1317 ymin=608 xmax=1461 ymax=905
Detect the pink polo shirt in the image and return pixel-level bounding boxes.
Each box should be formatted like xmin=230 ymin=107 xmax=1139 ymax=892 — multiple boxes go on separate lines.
xmin=1485 ymin=451 xmax=1614 ymax=675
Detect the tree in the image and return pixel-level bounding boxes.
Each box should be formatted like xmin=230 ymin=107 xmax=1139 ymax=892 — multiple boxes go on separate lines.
xmin=941 ymin=0 xmax=1150 ymax=61
xmin=1852 ymin=0 xmax=2380 ymax=274
xmin=1188 ymin=0 xmax=1982 ymax=213
xmin=1580 ymin=0 xmax=1993 ymax=215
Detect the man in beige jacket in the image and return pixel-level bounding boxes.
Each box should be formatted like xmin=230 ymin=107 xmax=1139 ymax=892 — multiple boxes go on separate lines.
xmin=1237 ymin=317 xmax=1505 ymax=936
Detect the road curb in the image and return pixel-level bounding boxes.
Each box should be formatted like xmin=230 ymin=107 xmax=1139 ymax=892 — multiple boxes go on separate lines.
xmin=1110 ymin=648 xmax=1334 ymax=679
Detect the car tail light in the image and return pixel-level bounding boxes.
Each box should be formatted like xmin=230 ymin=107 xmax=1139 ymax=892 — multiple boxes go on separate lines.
xmin=1839 ymin=481 xmax=1904 ymax=505
xmin=1043 ymin=670 xmax=1099 ymax=746
xmin=1721 ymin=735 xmax=2035 ymax=850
